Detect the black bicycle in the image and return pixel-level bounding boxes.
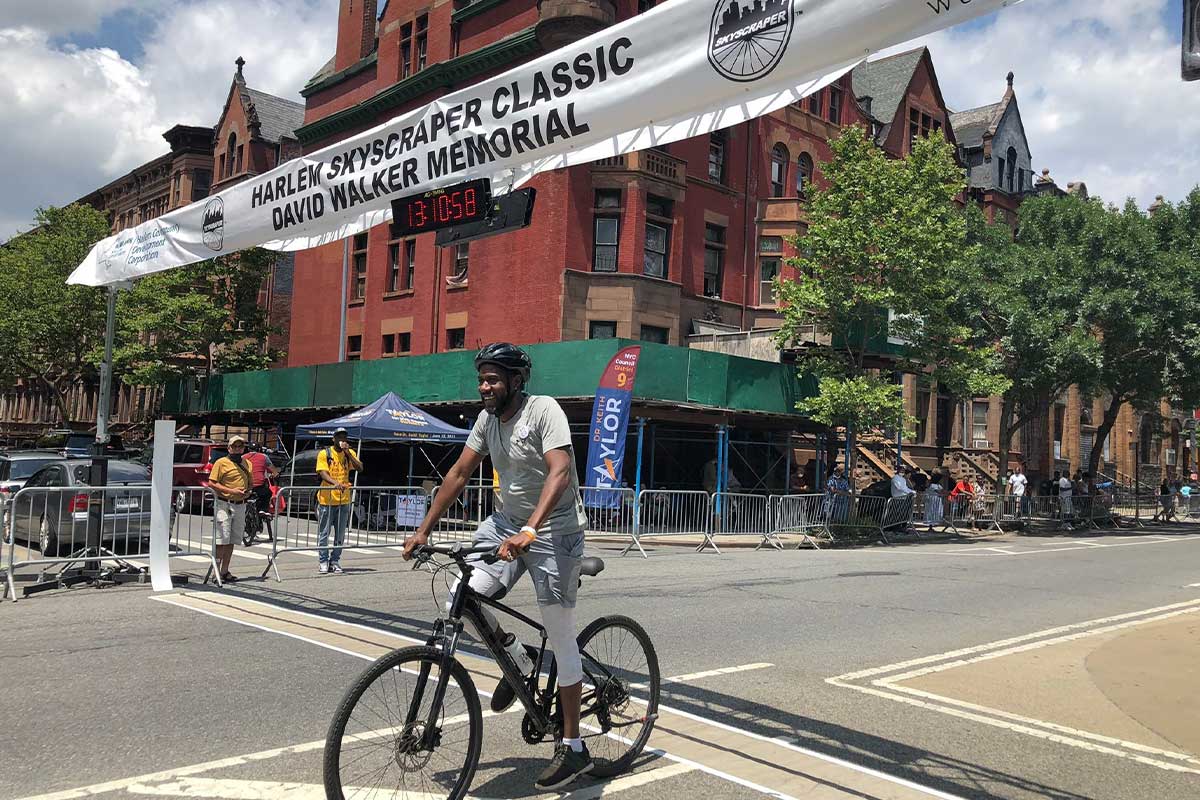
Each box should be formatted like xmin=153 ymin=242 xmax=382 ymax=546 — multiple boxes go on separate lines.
xmin=322 ymin=541 xmax=660 ymax=800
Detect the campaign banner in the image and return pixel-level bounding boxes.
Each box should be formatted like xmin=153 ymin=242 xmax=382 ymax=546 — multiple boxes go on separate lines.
xmin=583 ymin=346 xmax=641 ymax=508
xmin=68 ymin=0 xmax=1019 ymax=286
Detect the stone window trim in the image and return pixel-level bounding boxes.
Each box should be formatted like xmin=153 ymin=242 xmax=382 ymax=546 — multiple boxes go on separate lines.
xmin=769 ymin=143 xmax=789 ymax=198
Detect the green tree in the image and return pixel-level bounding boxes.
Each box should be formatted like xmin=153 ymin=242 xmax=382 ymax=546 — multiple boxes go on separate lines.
xmin=957 ymin=201 xmax=1098 ymax=491
xmin=776 ymin=126 xmax=1006 ymax=480
xmin=0 ymin=205 xmax=110 ymax=422
xmin=113 ymin=248 xmax=283 ymax=386
xmin=1018 ymin=190 xmax=1200 ymax=481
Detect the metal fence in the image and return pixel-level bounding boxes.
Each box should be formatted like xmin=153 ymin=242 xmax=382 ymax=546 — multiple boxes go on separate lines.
xmin=581 ymin=486 xmax=637 ymax=551
xmin=261 ymin=485 xmax=433 ymax=580
xmin=711 ymin=492 xmax=771 ymax=552
xmin=764 ymin=494 xmax=828 ymax=550
xmin=3 ymin=485 xmax=219 ymax=602
xmin=633 ymin=489 xmax=718 ymax=555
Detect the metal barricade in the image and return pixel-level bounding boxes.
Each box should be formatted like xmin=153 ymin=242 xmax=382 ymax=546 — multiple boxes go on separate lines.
xmin=711 ymin=492 xmax=770 ymax=552
xmin=432 ymin=484 xmax=495 ymax=544
xmin=913 ymin=491 xmax=959 ymax=534
xmin=3 ymin=484 xmax=219 ymax=601
xmin=765 ymin=494 xmax=828 ymax=550
xmin=880 ymin=495 xmax=917 ymax=539
xmin=580 ymin=486 xmax=637 ymax=551
xmin=262 ymin=485 xmax=432 ymax=581
xmin=827 ymin=494 xmax=893 ymax=544
xmin=632 ymin=490 xmax=718 ymax=555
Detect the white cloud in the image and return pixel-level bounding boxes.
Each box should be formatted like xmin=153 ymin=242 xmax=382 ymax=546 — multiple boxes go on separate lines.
xmin=0 ymin=1 xmax=153 ymax=36
xmin=0 ymin=0 xmax=337 ymax=239
xmin=897 ymin=0 xmax=1199 ymax=207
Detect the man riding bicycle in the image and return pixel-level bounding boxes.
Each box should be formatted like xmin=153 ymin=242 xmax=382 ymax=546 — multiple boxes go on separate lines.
xmin=403 ymin=342 xmax=592 ymax=790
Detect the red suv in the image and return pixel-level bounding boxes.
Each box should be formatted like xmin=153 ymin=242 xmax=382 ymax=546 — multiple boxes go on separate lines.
xmin=172 ymin=439 xmax=228 ymax=511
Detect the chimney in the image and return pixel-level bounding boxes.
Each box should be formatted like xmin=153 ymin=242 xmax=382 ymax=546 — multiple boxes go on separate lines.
xmin=335 ymin=0 xmax=378 ymax=72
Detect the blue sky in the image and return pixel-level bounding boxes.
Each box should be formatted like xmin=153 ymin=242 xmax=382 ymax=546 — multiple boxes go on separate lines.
xmin=0 ymin=0 xmax=1196 ymax=240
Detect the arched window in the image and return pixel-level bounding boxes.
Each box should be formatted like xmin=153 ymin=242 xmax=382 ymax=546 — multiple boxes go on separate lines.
xmin=1006 ymin=146 xmax=1017 ymax=193
xmin=796 ymin=153 xmax=814 ymax=195
xmin=226 ymin=132 xmax=237 ymax=178
xmin=770 ymin=144 xmax=789 ymax=198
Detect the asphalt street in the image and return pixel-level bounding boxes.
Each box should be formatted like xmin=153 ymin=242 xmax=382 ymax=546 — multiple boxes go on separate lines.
xmin=3 ymin=524 xmax=1200 ymax=800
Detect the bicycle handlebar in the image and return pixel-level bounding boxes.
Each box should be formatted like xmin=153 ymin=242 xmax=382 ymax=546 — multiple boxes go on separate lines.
xmin=410 ymin=541 xmax=500 ymax=568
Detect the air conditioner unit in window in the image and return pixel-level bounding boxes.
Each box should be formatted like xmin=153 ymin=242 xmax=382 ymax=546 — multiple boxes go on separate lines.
xmin=972 ymin=439 xmax=991 ymax=449
xmin=235 ymin=321 xmax=246 ymax=332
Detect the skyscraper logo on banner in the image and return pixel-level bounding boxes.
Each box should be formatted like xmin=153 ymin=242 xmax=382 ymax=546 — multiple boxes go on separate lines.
xmin=709 ymin=0 xmax=795 ymax=82
xmin=583 ymin=346 xmax=641 ymax=508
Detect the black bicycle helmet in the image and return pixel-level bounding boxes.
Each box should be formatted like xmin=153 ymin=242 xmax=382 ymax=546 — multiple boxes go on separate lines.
xmin=474 ymin=342 xmax=532 ymax=381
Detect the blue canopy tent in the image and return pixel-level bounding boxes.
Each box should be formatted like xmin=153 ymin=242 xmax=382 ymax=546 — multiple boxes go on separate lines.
xmin=289 ymin=393 xmax=472 ymax=514
xmin=296 ymin=392 xmax=470 ymax=443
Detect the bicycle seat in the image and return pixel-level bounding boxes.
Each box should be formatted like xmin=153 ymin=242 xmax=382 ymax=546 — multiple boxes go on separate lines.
xmin=580 ymin=557 xmax=605 ymax=577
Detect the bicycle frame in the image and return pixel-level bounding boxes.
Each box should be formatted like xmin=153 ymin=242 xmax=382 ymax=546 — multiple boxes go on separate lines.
xmin=409 ymin=559 xmax=561 ymax=749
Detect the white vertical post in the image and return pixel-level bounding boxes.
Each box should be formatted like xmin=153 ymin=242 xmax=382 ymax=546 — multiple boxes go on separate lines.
xmin=149 ymin=418 xmax=177 ymax=591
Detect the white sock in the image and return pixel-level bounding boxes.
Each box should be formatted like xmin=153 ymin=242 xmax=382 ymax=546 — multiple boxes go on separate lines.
xmin=562 ymin=737 xmax=583 ymax=752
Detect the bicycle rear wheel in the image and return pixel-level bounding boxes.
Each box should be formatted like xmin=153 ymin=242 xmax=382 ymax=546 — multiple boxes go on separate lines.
xmin=577 ymin=615 xmax=660 ymax=778
xmin=323 ymin=645 xmax=482 ymax=800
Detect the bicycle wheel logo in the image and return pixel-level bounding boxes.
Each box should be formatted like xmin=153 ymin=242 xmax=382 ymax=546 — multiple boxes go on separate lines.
xmin=708 ymin=0 xmax=794 ymax=83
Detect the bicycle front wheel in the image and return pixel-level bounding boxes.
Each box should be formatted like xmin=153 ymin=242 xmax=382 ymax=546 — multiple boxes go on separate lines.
xmin=323 ymin=645 xmax=482 ymax=800
xmin=577 ymin=615 xmax=660 ymax=778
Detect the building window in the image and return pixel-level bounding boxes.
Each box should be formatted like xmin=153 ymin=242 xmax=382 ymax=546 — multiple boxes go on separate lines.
xmin=770 ymin=144 xmax=788 ymax=197
xmin=644 ymin=194 xmax=672 ymax=279
xmin=796 ymin=153 xmax=814 ymax=195
xmin=589 ymin=320 xmax=617 ymax=339
xmin=827 ymin=85 xmax=843 ymax=124
xmin=997 ymin=157 xmax=1006 ymax=189
xmin=446 ymin=327 xmax=465 ymax=350
xmin=218 ymin=154 xmax=226 ymax=180
xmin=172 ymin=173 xmax=182 ymax=206
xmin=1017 ymin=167 xmax=1027 ymax=193
xmin=916 ymin=390 xmax=931 ymax=444
xmin=703 ymin=224 xmax=725 ymax=298
xmin=593 ymin=189 xmax=620 ymax=272
xmin=382 ymin=333 xmax=397 ymax=356
xmin=404 ymin=239 xmax=416 ymax=289
xmin=400 ymin=23 xmax=412 ymax=79
xmin=383 ymin=332 xmax=413 ymax=357
xmin=226 ymin=133 xmax=236 ymax=178
xmin=640 ymin=325 xmax=669 ymax=344
xmin=807 ymin=89 xmax=822 ymax=116
xmin=351 ymin=232 xmax=368 ymax=301
xmin=399 ymin=332 xmax=411 ymax=353
xmin=593 ymin=218 xmax=619 ymax=272
xmin=637 ymin=0 xmax=656 ymax=11
xmin=908 ymin=108 xmax=940 ymax=149
xmin=971 ymin=401 xmax=989 ymax=445
xmin=450 ymin=243 xmax=469 ymax=283
xmin=708 ymin=132 xmax=726 ymax=183
xmin=386 ymin=238 xmax=402 ymax=293
xmin=416 ymin=15 xmax=428 ymax=72
xmin=346 ymin=335 xmax=362 ymax=361
xmin=1006 ymin=146 xmax=1018 ymax=193
xmin=193 ymin=170 xmax=211 ymax=200
xmin=236 ymin=144 xmax=244 ymax=174
xmin=759 ymin=236 xmax=783 ymax=306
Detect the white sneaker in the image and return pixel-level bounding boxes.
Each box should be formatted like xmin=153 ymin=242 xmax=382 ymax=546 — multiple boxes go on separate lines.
xmin=331 ymin=563 xmax=344 ymax=574
xmin=318 ymin=562 xmax=329 ymax=574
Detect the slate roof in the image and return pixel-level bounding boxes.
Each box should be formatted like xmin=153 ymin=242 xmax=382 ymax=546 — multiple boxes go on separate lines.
xmin=243 ymin=87 xmax=305 ymax=143
xmin=948 ymin=103 xmax=1002 ymax=150
xmin=851 ymin=47 xmax=926 ymax=127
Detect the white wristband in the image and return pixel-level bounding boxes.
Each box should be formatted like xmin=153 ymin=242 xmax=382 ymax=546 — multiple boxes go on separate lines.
xmin=519 ymin=525 xmax=538 ymax=540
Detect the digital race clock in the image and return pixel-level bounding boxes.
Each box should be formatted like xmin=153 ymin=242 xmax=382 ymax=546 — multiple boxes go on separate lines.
xmin=390 ymin=179 xmax=492 ymax=237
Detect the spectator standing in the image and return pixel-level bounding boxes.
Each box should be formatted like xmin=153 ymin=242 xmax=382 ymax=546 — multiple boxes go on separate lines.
xmin=244 ymin=445 xmax=280 ymax=540
xmin=207 ymin=435 xmax=252 ymax=583
xmin=1008 ymin=465 xmax=1030 ymax=518
xmin=949 ymin=475 xmax=975 ymax=526
xmin=924 ymin=470 xmax=944 ymax=529
xmin=316 ymin=427 xmax=363 ymax=574
xmin=1058 ymin=472 xmax=1075 ymax=530
xmin=824 ymin=464 xmax=851 ymax=523
xmin=1153 ymin=480 xmax=1176 ymax=523
xmin=890 ymin=466 xmax=916 ymax=499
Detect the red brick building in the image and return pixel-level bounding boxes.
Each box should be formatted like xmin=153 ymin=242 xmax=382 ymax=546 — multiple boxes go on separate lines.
xmin=287 ymin=0 xmax=877 ymax=366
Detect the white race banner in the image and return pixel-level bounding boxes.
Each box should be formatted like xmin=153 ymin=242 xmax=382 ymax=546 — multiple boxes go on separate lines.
xmin=69 ymin=0 xmax=1020 ymax=286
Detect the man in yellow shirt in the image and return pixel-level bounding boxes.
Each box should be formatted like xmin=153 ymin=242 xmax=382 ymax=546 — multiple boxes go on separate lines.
xmin=207 ymin=435 xmax=252 ymax=583
xmin=315 ymin=427 xmax=362 ymax=574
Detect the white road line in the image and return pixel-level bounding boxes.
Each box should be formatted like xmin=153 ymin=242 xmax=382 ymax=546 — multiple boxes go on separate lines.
xmin=629 ymin=663 xmax=773 ymax=690
xmin=1187 ymin=583 xmax=1200 ymax=588
xmin=149 ymin=594 xmax=965 ymax=800
xmin=563 ymin=763 xmax=696 ymax=798
xmin=232 ymin=550 xmax=268 ymax=561
xmin=827 ymin=601 xmax=1200 ymax=776
xmin=828 ymin=598 xmax=1200 ymax=683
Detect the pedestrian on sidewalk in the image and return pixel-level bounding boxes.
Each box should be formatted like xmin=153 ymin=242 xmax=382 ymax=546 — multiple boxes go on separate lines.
xmin=316 ymin=427 xmax=362 ymax=574
xmin=949 ymin=475 xmax=975 ymax=527
xmin=824 ymin=464 xmax=851 ymax=524
xmin=1008 ymin=465 xmax=1030 ymax=518
xmin=244 ymin=444 xmax=280 ymax=542
xmin=207 ymin=435 xmax=252 ymax=583
xmin=924 ymin=470 xmax=945 ymax=529
xmin=1058 ymin=472 xmax=1075 ymax=530
xmin=1153 ymin=480 xmax=1175 ymax=523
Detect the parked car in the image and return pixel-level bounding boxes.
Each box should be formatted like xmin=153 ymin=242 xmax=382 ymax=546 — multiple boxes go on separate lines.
xmin=9 ymin=459 xmax=152 ymax=556
xmin=1 ymin=450 xmax=66 ymax=539
xmin=34 ymin=429 xmax=127 ymax=458
xmin=170 ymin=439 xmax=229 ymax=511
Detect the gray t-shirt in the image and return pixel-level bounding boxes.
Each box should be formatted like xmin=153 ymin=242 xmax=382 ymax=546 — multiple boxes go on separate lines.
xmin=466 ymin=394 xmax=587 ymax=535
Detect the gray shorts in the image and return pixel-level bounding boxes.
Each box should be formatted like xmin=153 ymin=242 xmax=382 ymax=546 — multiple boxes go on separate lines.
xmin=470 ymin=514 xmax=584 ymax=608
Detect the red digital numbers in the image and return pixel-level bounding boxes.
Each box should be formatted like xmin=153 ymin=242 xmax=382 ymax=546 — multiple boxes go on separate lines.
xmin=393 ymin=180 xmax=489 ymax=236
